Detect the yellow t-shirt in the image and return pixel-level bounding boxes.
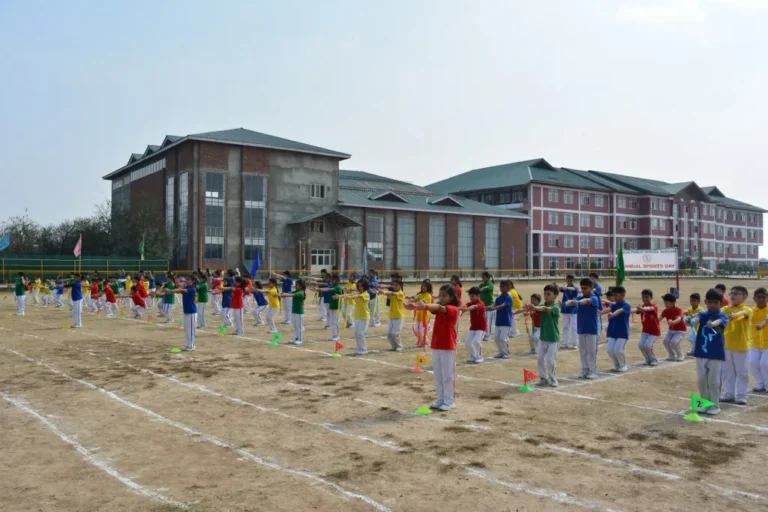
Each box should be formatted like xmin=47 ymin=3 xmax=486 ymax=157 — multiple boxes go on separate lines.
xmin=723 ymin=304 xmax=752 ymax=351
xmin=125 ymin=278 xmax=134 ymax=292
xmin=414 ymin=292 xmax=433 ymax=322
xmin=752 ymin=306 xmax=768 ymax=350
xmin=32 ymin=278 xmax=41 ymax=291
xmin=685 ymin=305 xmax=705 ymax=333
xmin=344 ymin=283 xmax=357 ymax=305
xmin=510 ymin=289 xmax=523 ymax=310
xmin=354 ymin=295 xmax=370 ymax=321
xmin=40 ymin=284 xmax=52 ymax=295
xmin=267 ymin=287 xmax=280 ymax=309
xmin=389 ymin=290 xmax=406 ymax=320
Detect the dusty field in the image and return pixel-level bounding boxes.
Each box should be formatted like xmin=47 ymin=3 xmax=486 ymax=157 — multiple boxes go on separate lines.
xmin=1 ymin=278 xmax=767 ymax=512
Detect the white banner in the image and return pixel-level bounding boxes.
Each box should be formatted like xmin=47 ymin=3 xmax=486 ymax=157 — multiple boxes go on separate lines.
xmin=624 ymin=249 xmax=678 ymax=272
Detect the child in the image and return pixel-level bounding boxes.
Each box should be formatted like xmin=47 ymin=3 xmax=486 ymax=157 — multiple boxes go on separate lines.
xmin=211 ymin=271 xmax=223 ymax=315
xmin=530 ymin=284 xmax=561 ymax=387
xmin=508 ymin=281 xmax=524 ymax=338
xmin=274 ymin=271 xmax=294 ymax=324
xmin=129 ymin=285 xmax=146 ymax=318
xmin=281 ymin=280 xmax=306 ymax=345
xmin=101 ymin=279 xmax=119 ymax=317
xmin=265 ymin=278 xmax=281 ymax=334
xmin=721 ymin=286 xmax=752 ymax=405
xmin=565 ymin=278 xmax=601 ymax=379
xmin=660 ymin=293 xmax=687 ymax=362
xmin=685 ymin=293 xmax=705 ymax=356
xmin=750 ymin=287 xmax=768 ymax=393
xmin=450 ymin=275 xmax=463 ymax=303
xmin=379 ymin=279 xmax=406 ymax=351
xmin=54 ymin=276 xmax=65 ymax=308
xmin=317 ymin=274 xmax=344 ymax=342
xmin=39 ymin=280 xmax=53 ymax=308
xmin=196 ymin=272 xmax=209 ymax=328
xmin=314 ymin=269 xmax=330 ymax=323
xmin=693 ymin=289 xmax=729 ymax=415
xmin=716 ymin=283 xmax=730 ymax=307
xmin=590 ymin=272 xmax=604 ymax=342
xmin=527 ymin=293 xmax=542 ymax=355
xmin=170 ymin=276 xmax=198 ymax=351
xmin=230 ymin=278 xmax=246 ymax=335
xmin=251 ymin=281 xmax=268 ymax=326
xmin=160 ymin=273 xmax=177 ymax=323
xmin=342 ymin=273 xmax=357 ymax=329
xmin=368 ymin=269 xmax=382 ymax=327
xmin=558 ymin=274 xmax=579 ymax=350
xmin=460 ymin=287 xmax=488 ymax=363
xmin=479 ymin=272 xmax=495 ymax=341
xmin=31 ymin=275 xmax=41 ymax=305
xmin=407 ymin=284 xmax=460 ymax=412
xmin=147 ymin=271 xmax=156 ymax=308
xmin=635 ymin=289 xmax=661 ymax=366
xmin=220 ymin=270 xmax=235 ymax=327
xmin=603 ymin=286 xmax=631 ymax=372
xmin=337 ymin=280 xmax=371 ymax=355
xmin=411 ymin=280 xmax=434 ymax=347
xmin=63 ymin=275 xmax=85 ymax=328
xmin=487 ymin=280 xmax=514 ymax=359
xmin=123 ymin=275 xmax=134 ymax=309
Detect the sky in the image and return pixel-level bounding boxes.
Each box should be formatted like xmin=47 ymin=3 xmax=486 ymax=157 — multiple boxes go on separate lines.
xmin=1 ymin=0 xmax=767 ymax=255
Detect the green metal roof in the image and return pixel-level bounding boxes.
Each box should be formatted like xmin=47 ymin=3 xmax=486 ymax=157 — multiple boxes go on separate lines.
xmin=425 ymin=159 xmax=543 ymax=194
xmin=340 ymin=170 xmax=527 ymax=219
xmin=560 ymin=168 xmax=636 ymax=192
xmin=288 ymin=209 xmax=362 ymax=227
xmin=191 ymin=128 xmax=350 ymax=159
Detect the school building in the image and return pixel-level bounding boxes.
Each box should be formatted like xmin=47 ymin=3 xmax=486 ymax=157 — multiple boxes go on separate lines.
xmin=103 ymin=128 xmax=528 ymax=274
xmin=426 ymin=158 xmax=765 ymax=272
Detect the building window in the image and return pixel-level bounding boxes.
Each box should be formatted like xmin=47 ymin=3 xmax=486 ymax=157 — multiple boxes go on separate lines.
xmin=562 ymin=213 xmax=573 ymax=226
xmin=630 ymin=219 xmax=637 ymax=230
xmin=458 ymin=218 xmax=474 ymax=269
xmin=204 ymin=173 xmax=225 ymax=259
xmin=548 ymin=189 xmax=559 ymax=203
xmin=624 ymin=238 xmax=638 ymax=249
xmin=548 ymin=235 xmax=559 ymax=248
xmin=652 ymin=218 xmax=658 ymax=230
xmin=429 ymin=217 xmax=445 ymax=269
xmin=565 ymin=235 xmax=574 ymax=249
xmin=629 ymin=198 xmax=638 ymax=209
xmin=651 ymin=238 xmax=659 ymax=250
xmin=566 ymin=257 xmax=574 ymax=269
xmin=595 ymin=237 xmax=604 ymax=249
xmin=310 ymin=220 xmax=325 ymax=234
xmin=595 ymin=216 xmax=604 ymax=228
xmin=564 ymin=191 xmax=574 ymax=204
xmin=595 ymin=194 xmax=605 ymax=207
xmin=659 ymin=199 xmax=666 ymax=211
xmin=511 ymin=191 xmax=523 ymax=203
xmin=165 ymin=176 xmax=175 ymax=253
xmin=580 ymin=237 xmax=590 ymax=249
xmin=651 ymin=199 xmax=657 ymax=210
xmin=485 ymin=220 xmax=500 ymax=269
xmin=310 ymin=184 xmax=326 ymax=199
xmin=244 ymin=175 xmax=266 ymax=261
xmin=179 ymin=173 xmax=189 ymax=259
xmin=549 ymin=258 xmax=558 ymax=271
xmin=483 ymin=193 xmax=495 ymax=205
xmin=741 ymin=244 xmax=747 ymax=255
xmin=499 ymin=191 xmax=510 ymax=204
xmin=549 ymin=212 xmax=559 ymax=225
xmin=693 ymin=206 xmax=698 ymax=217
xmin=618 ymin=196 xmax=626 ymax=209
xmin=581 ymin=193 xmax=591 ymax=206
xmin=581 ymin=214 xmax=590 ymax=228
xmin=311 ymin=249 xmax=335 ymax=267
xmin=397 ymin=216 xmax=415 ymax=267
xmin=366 ymin=216 xmax=384 ymax=262
xmin=659 ymin=219 xmax=666 ymax=231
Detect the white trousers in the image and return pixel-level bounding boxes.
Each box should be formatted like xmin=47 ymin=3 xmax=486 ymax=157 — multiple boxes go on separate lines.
xmin=607 ymin=337 xmax=628 ymax=369
xmin=221 ymin=307 xmax=233 ymax=327
xmin=510 ymin=314 xmax=520 ymax=337
xmin=697 ymin=358 xmax=722 ymax=408
xmin=432 ymin=349 xmax=457 ymax=407
xmin=561 ymin=314 xmax=578 ymax=347
xmin=494 ymin=326 xmax=511 ymax=356
xmin=292 ymin=314 xmax=305 ymax=342
xmin=663 ymin=331 xmax=685 ymax=359
xmin=184 ymin=313 xmax=197 ymax=349
xmin=32 ymin=289 xmax=39 ymax=304
xmin=342 ymin=303 xmax=354 ymax=326
xmin=354 ymin=320 xmax=368 ymax=353
xmin=369 ymin=296 xmax=381 ymax=326
xmin=72 ymin=299 xmax=82 ymax=327
xmin=578 ymin=334 xmax=598 ymax=375
xmin=162 ymin=303 xmax=174 ymax=323
xmin=253 ymin=304 xmax=267 ymax=325
xmin=131 ymin=305 xmax=145 ymax=317
xmin=414 ymin=319 xmax=428 ymax=345
xmin=197 ymin=302 xmax=207 ymax=327
xmin=537 ymin=341 xmax=559 ymax=381
xmin=211 ymin=294 xmax=222 ymax=314
xmin=106 ymin=302 xmax=119 ymax=316
xmin=283 ymin=297 xmax=293 ymax=323
xmin=638 ymin=333 xmax=658 ymax=363
xmin=55 ymin=294 xmax=64 ymax=307
xmin=147 ymin=289 xmax=155 ymax=308
xmin=484 ymin=310 xmax=495 ymax=339
xmin=466 ymin=330 xmax=484 ymax=360
xmin=529 ymin=327 xmax=540 ymax=352
xmin=41 ymin=294 xmax=52 ymax=307
xmin=328 ymin=309 xmax=340 ymax=339
xmin=319 ymin=300 xmax=328 ymax=321
xmin=233 ymin=309 xmax=244 ymax=334
xmin=387 ymin=318 xmax=403 ymax=350
xmin=722 ymin=350 xmax=749 ymax=400
xmin=750 ymin=348 xmax=768 ymax=390
xmin=15 ymin=295 xmax=25 ymax=315
xmin=267 ymin=307 xmax=279 ymax=332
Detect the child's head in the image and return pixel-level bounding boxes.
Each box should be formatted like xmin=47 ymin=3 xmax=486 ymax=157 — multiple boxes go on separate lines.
xmin=605 ymin=288 xmax=615 ymax=301
xmin=167 ymin=272 xmax=175 ymax=281
xmin=754 ymin=287 xmax=767 ymax=308
xmin=499 ymin=280 xmax=512 ymax=294
xmin=481 ymin=271 xmax=492 ymax=283
xmin=438 ymin=284 xmax=460 ymax=307
xmin=283 ymin=270 xmax=291 ymax=278
xmin=689 ymin=293 xmax=701 ymax=309
xmin=356 ymin=279 xmax=370 ymax=293
xmin=268 ymin=278 xmax=277 ymax=287
xmin=566 ymin=273 xmax=575 ymax=284
xmin=391 ymin=279 xmax=402 ymax=292
xmin=730 ymin=285 xmax=748 ymax=306
xmin=348 ymin=273 xmax=356 ymax=282
xmin=450 ymin=275 xmax=462 ymax=287
xmin=662 ymin=293 xmax=676 ymax=308
xmin=296 ymin=279 xmax=307 ymax=291
xmin=715 ymin=283 xmax=726 ymax=294
xmin=235 ymin=277 xmax=246 ymax=288
xmin=188 ymin=275 xmax=199 ymax=286
xmin=613 ymin=286 xmax=626 ymax=302
xmin=468 ymin=286 xmax=481 ymax=302
xmin=320 ymin=269 xmax=328 ymax=278
xmin=530 ymin=293 xmax=541 ymax=305
xmin=589 ymin=272 xmax=599 ymax=282
xmin=420 ymin=280 xmax=433 ymax=294
xmin=579 ymin=277 xmax=594 ymax=295
xmin=641 ymin=289 xmax=653 ymax=304
xmin=705 ymin=289 xmax=723 ymax=312
xmin=253 ymin=280 xmax=263 ymax=290
xmin=543 ymin=284 xmax=559 ymax=303
xmin=330 ymin=273 xmax=340 ymax=284
xmin=130 ymin=285 xmax=137 ymax=293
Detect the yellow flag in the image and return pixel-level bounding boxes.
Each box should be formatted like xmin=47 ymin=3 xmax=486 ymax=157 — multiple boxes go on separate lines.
xmin=416 ymin=353 xmax=430 ymax=366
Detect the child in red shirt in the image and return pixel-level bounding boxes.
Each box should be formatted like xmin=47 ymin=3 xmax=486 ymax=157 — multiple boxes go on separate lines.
xmin=715 ymin=284 xmax=729 ymax=307
xmin=211 ymin=271 xmax=224 ymax=315
xmin=131 ymin=286 xmax=147 ymax=318
xmin=101 ymin=279 xmax=119 ymax=317
xmin=408 ymin=284 xmax=460 ymax=412
xmin=218 ymin=277 xmax=246 ymax=335
xmin=660 ymin=293 xmax=686 ymax=362
xmin=89 ymin=282 xmax=101 ymax=313
xmin=636 ymin=289 xmax=661 ymax=365
xmin=460 ymin=287 xmax=488 ymax=363
xmin=527 ymin=293 xmax=543 ymax=355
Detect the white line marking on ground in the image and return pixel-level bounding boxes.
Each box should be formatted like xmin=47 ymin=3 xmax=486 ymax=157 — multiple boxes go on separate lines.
xmin=1 ymin=392 xmax=188 ymax=510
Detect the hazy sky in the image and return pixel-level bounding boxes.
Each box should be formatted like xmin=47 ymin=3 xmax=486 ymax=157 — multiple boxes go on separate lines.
xmin=1 ymin=0 xmax=766 ymax=254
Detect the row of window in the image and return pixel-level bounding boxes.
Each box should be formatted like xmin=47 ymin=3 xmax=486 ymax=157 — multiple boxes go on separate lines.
xmin=547 ymin=258 xmax=607 ymax=270
xmin=548 ymin=189 xmax=606 ymax=207
xmin=114 ymin=158 xmax=167 ymax=189
xmin=548 ymin=235 xmax=606 ymax=249
xmin=475 ymin=190 xmax=527 ymax=206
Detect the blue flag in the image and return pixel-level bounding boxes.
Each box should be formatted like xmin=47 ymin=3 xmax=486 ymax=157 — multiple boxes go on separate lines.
xmin=250 ymin=252 xmax=261 ymax=278
xmin=0 ymin=232 xmax=9 ymax=252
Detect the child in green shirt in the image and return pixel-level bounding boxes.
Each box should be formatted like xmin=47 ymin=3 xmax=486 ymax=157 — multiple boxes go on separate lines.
xmin=529 ymin=284 xmax=561 ymax=387
xmin=281 ymin=280 xmax=307 ymax=345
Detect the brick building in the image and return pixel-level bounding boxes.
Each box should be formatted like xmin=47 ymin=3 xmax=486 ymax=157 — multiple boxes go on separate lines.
xmin=427 ymin=158 xmax=765 ymax=272
xmin=103 ymin=128 xmax=527 ymax=274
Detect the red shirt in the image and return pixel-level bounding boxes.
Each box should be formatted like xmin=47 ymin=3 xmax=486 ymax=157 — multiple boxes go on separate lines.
xmin=531 ymin=311 xmax=542 ymax=328
xmin=660 ymin=306 xmax=686 ymax=331
xmin=244 ymin=279 xmax=252 ymax=296
xmin=640 ymin=303 xmax=661 ymax=336
xmin=138 ymin=281 xmax=148 ymax=298
xmin=91 ymin=284 xmax=99 ymax=299
xmin=104 ymin=287 xmax=117 ymax=304
xmin=213 ymin=278 xmax=222 ymax=290
xmin=232 ymin=288 xmax=245 ymax=309
xmin=721 ymin=296 xmax=729 ymax=307
xmin=132 ymin=292 xmax=146 ymax=308
xmin=431 ymin=305 xmax=459 ymax=350
xmin=455 ymin=285 xmax=462 ymax=302
xmin=466 ymin=300 xmax=487 ymax=332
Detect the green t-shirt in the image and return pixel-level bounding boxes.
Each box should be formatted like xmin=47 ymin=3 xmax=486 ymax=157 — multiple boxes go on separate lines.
xmin=15 ymin=278 xmax=26 ymax=296
xmin=110 ymin=283 xmax=120 ymax=295
xmin=197 ymin=283 xmax=209 ymax=303
xmin=328 ymin=284 xmax=344 ymax=310
xmin=292 ymin=290 xmax=305 ymax=314
xmin=162 ymin=282 xmax=176 ymax=304
xmin=539 ymin=303 xmax=561 ymax=343
xmin=479 ymin=281 xmax=494 ymax=306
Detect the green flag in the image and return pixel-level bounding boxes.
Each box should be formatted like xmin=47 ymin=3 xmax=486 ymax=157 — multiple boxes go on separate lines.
xmin=139 ymin=235 xmax=145 ymax=261
xmin=691 ymin=393 xmax=715 ymax=411
xmin=616 ymin=243 xmax=626 ymax=287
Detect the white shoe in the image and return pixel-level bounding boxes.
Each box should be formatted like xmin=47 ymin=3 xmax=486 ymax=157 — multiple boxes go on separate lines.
xmin=705 ymin=407 xmax=720 ymax=415
xmin=474 ymin=357 xmax=484 ymax=363
xmin=282 ymin=321 xmax=291 ymax=324
xmin=438 ymin=403 xmax=455 ymax=412
xmin=430 ymin=400 xmax=443 ymax=409
xmin=354 ymin=350 xmax=368 ymax=356
xmin=501 ymin=354 xmax=511 ymax=359
xmin=181 ymin=346 xmax=195 ymax=352
xmin=330 ymin=337 xmax=341 ymax=342
xmin=535 ymin=379 xmax=550 ymax=387
xmin=649 ymin=360 xmax=659 ymax=366
xmin=617 ymin=365 xmax=628 ymax=372
xmin=549 ymin=379 xmax=559 ymax=387
xmin=585 ymin=373 xmax=598 ymax=379
xmin=289 ymin=340 xmax=303 ymax=345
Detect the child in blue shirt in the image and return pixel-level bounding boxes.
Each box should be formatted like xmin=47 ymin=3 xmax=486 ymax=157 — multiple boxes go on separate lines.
xmin=251 ymin=281 xmax=269 ymax=326
xmin=170 ymin=275 xmax=198 ymax=352
xmin=590 ymin=272 xmax=605 ymax=343
xmin=273 ymin=271 xmax=295 ymax=325
xmin=693 ymin=289 xmax=729 ymax=415
xmin=601 ymin=285 xmax=632 ymax=372
xmin=487 ymin=280 xmax=514 ymax=359
xmin=566 ymin=278 xmax=601 ymax=379
xmin=367 ymin=269 xmax=381 ymax=327
xmin=558 ymin=274 xmax=579 ymax=349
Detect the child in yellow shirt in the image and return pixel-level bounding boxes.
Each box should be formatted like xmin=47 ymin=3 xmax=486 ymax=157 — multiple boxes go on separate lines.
xmin=751 ymin=287 xmax=768 ymax=393
xmin=32 ymin=276 xmax=42 ymax=304
xmin=342 ymin=273 xmax=357 ymax=328
xmin=684 ymin=292 xmax=705 ymax=356
xmin=265 ymin=278 xmax=281 ymax=334
xmin=721 ymin=285 xmax=752 ymax=404
xmin=337 ymin=279 xmax=371 ymax=355
xmin=380 ymin=279 xmax=406 ymax=351
xmin=410 ymin=280 xmax=433 ymax=347
xmin=509 ymin=282 xmax=524 ymax=337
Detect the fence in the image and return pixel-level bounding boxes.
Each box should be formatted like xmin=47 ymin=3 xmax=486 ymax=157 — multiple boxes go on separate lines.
xmin=0 ymin=256 xmax=169 ymax=283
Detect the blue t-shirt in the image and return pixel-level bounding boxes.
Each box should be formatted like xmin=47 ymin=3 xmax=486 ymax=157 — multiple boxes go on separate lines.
xmin=560 ymin=285 xmax=579 ymax=314
xmin=149 ymin=277 xmax=156 ymax=289
xmin=694 ymin=310 xmax=729 ymax=361
xmin=55 ymin=279 xmax=64 ymax=295
xmin=593 ymin=283 xmax=603 ymax=311
xmin=322 ymin=280 xmax=333 ymax=303
xmin=576 ymin=294 xmax=600 ymax=335
xmin=282 ymin=278 xmax=294 ymax=293
xmin=222 ymin=277 xmax=234 ymax=308
xmin=607 ymin=301 xmax=632 ymax=339
xmin=255 ymin=290 xmax=268 ymax=306
xmin=71 ymin=281 xmax=83 ymax=301
xmin=182 ymin=287 xmax=198 ymax=315
xmin=494 ymin=293 xmax=513 ymax=326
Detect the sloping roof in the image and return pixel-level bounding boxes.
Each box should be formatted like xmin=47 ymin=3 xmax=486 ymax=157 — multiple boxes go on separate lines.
xmin=560 ymin=168 xmax=636 ymax=193
xmin=702 ymin=186 xmax=725 ymax=198
xmin=288 ymin=209 xmax=362 ymax=228
xmin=340 ymin=170 xmax=527 ymax=219
xmin=127 ymin=153 xmax=143 ymax=165
xmin=425 ymin=159 xmax=544 ymax=194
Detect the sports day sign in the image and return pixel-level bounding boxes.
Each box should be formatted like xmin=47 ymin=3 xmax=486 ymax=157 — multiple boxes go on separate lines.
xmin=623 ymin=249 xmax=678 ymax=272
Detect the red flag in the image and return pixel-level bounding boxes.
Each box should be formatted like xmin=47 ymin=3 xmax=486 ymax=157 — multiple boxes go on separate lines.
xmin=334 ymin=341 xmax=344 ymax=353
xmin=523 ymin=368 xmax=538 ymax=384
xmin=73 ymin=235 xmax=83 ymax=257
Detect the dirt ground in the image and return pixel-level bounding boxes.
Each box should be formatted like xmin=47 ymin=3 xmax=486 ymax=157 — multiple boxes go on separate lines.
xmin=1 ymin=278 xmax=767 ymax=512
